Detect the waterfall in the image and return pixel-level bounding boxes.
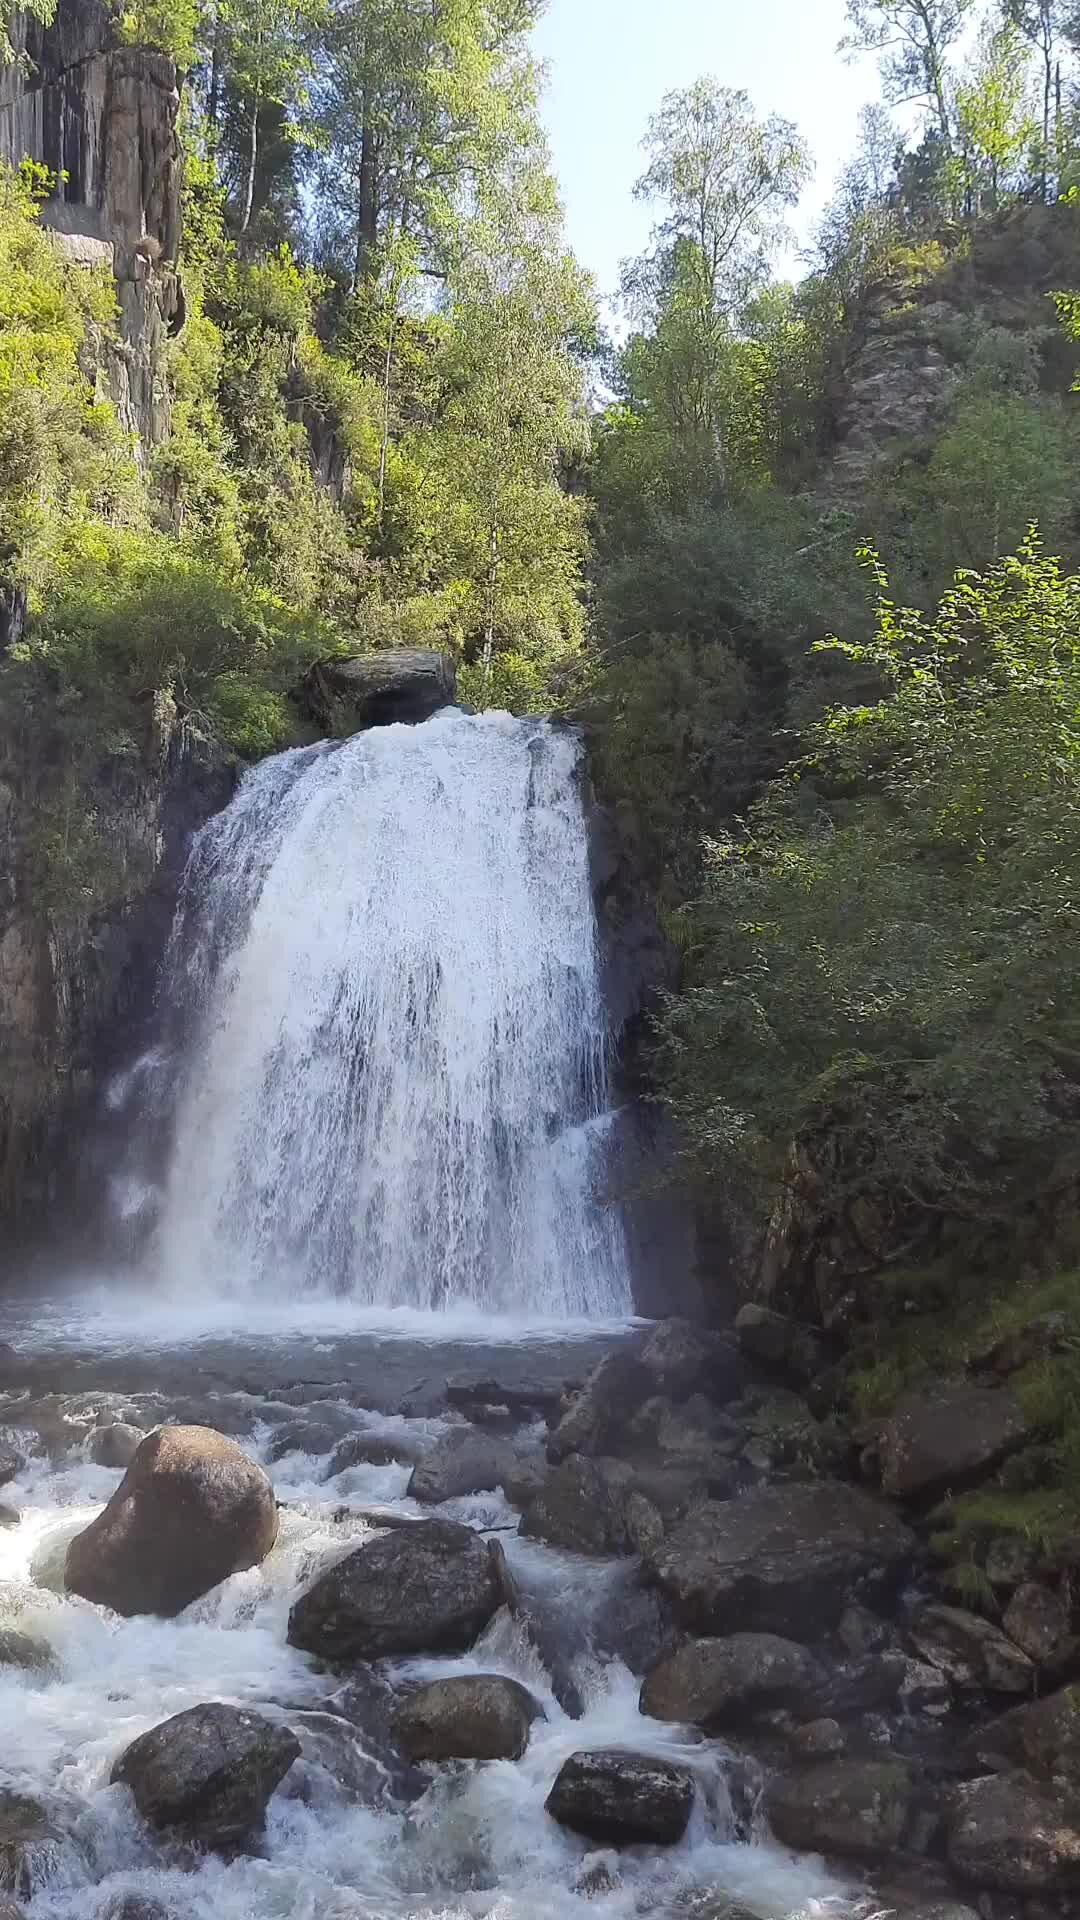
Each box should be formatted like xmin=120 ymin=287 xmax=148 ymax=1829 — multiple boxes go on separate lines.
xmin=150 ymin=709 xmax=631 ymax=1316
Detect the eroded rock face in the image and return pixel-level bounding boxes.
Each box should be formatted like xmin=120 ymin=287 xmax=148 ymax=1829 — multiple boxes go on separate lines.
xmin=646 ymin=1481 xmax=915 ymax=1637
xmin=392 ymin=1675 xmax=543 ymax=1762
xmin=545 ymin=1749 xmax=695 ymax=1846
xmin=878 ymin=1384 xmax=1033 ymax=1499
xmin=111 ymin=1704 xmax=299 ymax=1852
xmin=947 ymin=1770 xmax=1080 ymax=1892
xmin=640 ymin=1633 xmax=825 ymax=1729
xmin=65 ymin=1425 xmax=278 ymax=1617
xmin=287 ymin=1519 xmax=505 ymax=1661
xmin=766 ymin=1759 xmax=915 ymax=1860
xmin=299 ymin=651 xmax=456 ymax=733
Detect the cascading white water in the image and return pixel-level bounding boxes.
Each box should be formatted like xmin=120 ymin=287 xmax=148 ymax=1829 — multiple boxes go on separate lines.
xmin=151 ymin=709 xmax=631 ymax=1316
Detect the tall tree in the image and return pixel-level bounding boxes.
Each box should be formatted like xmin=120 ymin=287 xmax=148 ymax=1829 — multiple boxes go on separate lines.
xmin=1006 ymin=0 xmax=1065 ymax=197
xmin=218 ymin=0 xmax=322 ymax=233
xmin=955 ymin=17 xmax=1036 ymax=210
xmin=840 ymin=0 xmax=975 ymax=143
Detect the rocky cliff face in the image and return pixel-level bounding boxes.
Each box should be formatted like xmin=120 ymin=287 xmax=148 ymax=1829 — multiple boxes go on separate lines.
xmin=0 ymin=0 xmax=184 ymax=450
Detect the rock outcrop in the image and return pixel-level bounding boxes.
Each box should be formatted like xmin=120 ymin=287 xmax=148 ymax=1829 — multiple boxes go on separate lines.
xmin=298 ymin=651 xmax=456 ymax=733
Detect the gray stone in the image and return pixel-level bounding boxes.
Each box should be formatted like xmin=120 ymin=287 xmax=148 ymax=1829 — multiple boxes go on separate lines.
xmin=407 ymin=1429 xmax=515 ymax=1504
xmin=97 ymin=1897 xmax=175 ymax=1920
xmin=908 ymin=1605 xmax=1034 ymax=1695
xmin=640 ymin=1633 xmax=825 ymax=1728
xmin=947 ymin=1771 xmax=1080 ymax=1893
xmin=0 ymin=1630 xmax=56 ymax=1676
xmin=637 ymin=1319 xmax=728 ymax=1399
xmin=734 ymin=1304 xmax=826 ymax=1383
xmin=520 ymin=1455 xmax=635 ymax=1557
xmin=288 ymin=1518 xmax=505 ymax=1661
xmin=766 ymin=1758 xmax=914 ymax=1860
xmin=0 ymin=1792 xmax=63 ymax=1898
xmin=283 ymin=1710 xmax=388 ymax=1809
xmin=545 ymin=1749 xmax=695 ymax=1846
xmin=111 ymin=1703 xmax=300 ymax=1852
xmin=646 ymin=1481 xmax=915 ymax=1637
xmin=66 ymin=1426 xmax=278 ymax=1617
xmin=299 ymin=650 xmax=456 ymax=732
xmin=392 ymin=1675 xmax=543 ymax=1761
xmin=1002 ymin=1582 xmax=1074 ymax=1668
xmin=89 ymin=1424 xmax=145 ymax=1470
xmin=0 ymin=1430 xmax=26 ymax=1488
xmin=790 ymin=1717 xmax=846 ymax=1757
xmin=326 ymin=1431 xmax=424 ymax=1475
xmin=879 ymin=1385 xmax=1033 ymax=1499
xmin=546 ymin=1348 xmax=651 ymax=1463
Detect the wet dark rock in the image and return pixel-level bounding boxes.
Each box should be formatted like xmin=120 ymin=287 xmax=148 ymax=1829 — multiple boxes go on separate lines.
xmin=974 ymin=1684 xmax=1080 ymax=1793
xmin=111 ymin=1703 xmax=300 ymax=1852
xmin=647 ymin=1481 xmax=915 ymax=1637
xmin=734 ymin=1304 xmax=827 ymax=1384
xmin=327 ymin=1669 xmax=427 ymax=1801
xmin=284 ymin=1709 xmax=388 ymax=1809
xmin=908 ymin=1605 xmax=1034 ymax=1695
xmin=520 ymin=1455 xmax=635 ymax=1557
xmin=0 ymin=1629 xmax=56 ymax=1675
xmin=325 ymin=1430 xmax=424 ymax=1475
xmin=545 ymin=1749 xmax=695 ymax=1846
xmin=0 ymin=1507 xmax=18 ymax=1529
xmin=0 ymin=1791 xmax=63 ymax=1897
xmin=392 ymin=1675 xmax=543 ymax=1761
xmin=98 ymin=1895 xmax=176 ymax=1920
xmin=447 ymin=1377 xmax=569 ymax=1420
xmin=592 ymin=1578 xmax=675 ymax=1678
xmin=546 ymin=1348 xmax=651 ymax=1463
xmin=838 ymin=1601 xmax=895 ymax=1658
xmin=879 ymin=1385 xmax=1034 ymax=1500
xmin=269 ymin=1414 xmax=355 ymax=1461
xmin=947 ymin=1771 xmax=1080 ymax=1893
xmin=790 ymin=1717 xmax=846 ymax=1757
xmin=299 ymin=649 xmax=456 ymax=732
xmin=502 ymin=1456 xmax=547 ymax=1509
xmin=814 ymin=1653 xmax=908 ymax=1717
xmin=766 ymin=1757 xmax=915 ymax=1860
xmin=638 ymin=1319 xmax=730 ymax=1400
xmin=407 ymin=1429 xmax=516 ymax=1504
xmin=0 ymin=1430 xmax=26 ymax=1488
xmin=1002 ymin=1583 xmax=1075 ymax=1669
xmin=892 ymin=1905 xmax=980 ymax=1920
xmin=66 ymin=1425 xmax=278 ymax=1617
xmin=640 ymin=1633 xmax=826 ymax=1729
xmin=89 ymin=1424 xmax=145 ymax=1470
xmin=288 ymin=1518 xmax=505 ymax=1661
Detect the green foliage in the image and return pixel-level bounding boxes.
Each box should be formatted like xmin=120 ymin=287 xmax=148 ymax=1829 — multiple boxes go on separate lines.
xmin=114 ymin=0 xmax=199 ymax=63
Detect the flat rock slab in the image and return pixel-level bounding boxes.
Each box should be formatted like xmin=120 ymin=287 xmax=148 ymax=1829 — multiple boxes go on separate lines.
xmin=647 ymin=1481 xmax=915 ymax=1637
xmin=545 ymin=1748 xmax=695 ymax=1846
xmin=287 ymin=1518 xmax=506 ymax=1661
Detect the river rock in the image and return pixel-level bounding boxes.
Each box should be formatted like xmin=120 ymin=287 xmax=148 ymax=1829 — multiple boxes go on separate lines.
xmin=1002 ymin=1582 xmax=1074 ymax=1668
xmin=0 ymin=1791 xmax=63 ymax=1897
xmin=284 ymin=1709 xmax=388 ymax=1809
xmin=299 ymin=649 xmax=456 ymax=731
xmin=733 ymin=1304 xmax=826 ymax=1384
xmin=65 ymin=1425 xmax=278 ymax=1617
xmin=879 ymin=1384 xmax=1033 ymax=1499
xmin=111 ymin=1703 xmax=300 ymax=1851
xmin=520 ymin=1455 xmax=635 ymax=1557
xmin=646 ymin=1481 xmax=915 ymax=1637
xmin=0 ymin=1629 xmax=56 ymax=1676
xmin=947 ymin=1771 xmax=1080 ymax=1892
xmin=978 ymin=1683 xmax=1080 ymax=1791
xmin=908 ymin=1604 xmax=1034 ymax=1694
xmin=89 ymin=1424 xmax=145 ymax=1470
xmin=392 ymin=1675 xmax=543 ymax=1761
xmin=288 ymin=1518 xmax=506 ymax=1660
xmin=546 ymin=1348 xmax=651 ymax=1462
xmin=0 ymin=1430 xmax=26 ymax=1488
xmin=545 ymin=1749 xmax=695 ymax=1846
xmin=637 ymin=1319 xmax=729 ymax=1399
xmin=790 ymin=1717 xmax=846 ymax=1757
xmin=407 ymin=1429 xmax=515 ymax=1504
xmin=98 ymin=1897 xmax=176 ymax=1920
xmin=326 ymin=1430 xmax=425 ymax=1475
xmin=766 ymin=1758 xmax=914 ymax=1859
xmin=640 ymin=1633 xmax=825 ymax=1728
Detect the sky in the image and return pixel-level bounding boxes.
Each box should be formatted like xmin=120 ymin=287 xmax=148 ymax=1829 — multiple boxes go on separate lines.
xmin=532 ymin=0 xmax=877 ymax=305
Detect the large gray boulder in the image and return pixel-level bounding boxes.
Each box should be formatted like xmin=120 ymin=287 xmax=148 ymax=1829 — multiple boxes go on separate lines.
xmin=545 ymin=1749 xmax=695 ymax=1846
xmin=908 ymin=1604 xmax=1034 ymax=1695
xmin=287 ymin=1518 xmax=506 ymax=1661
xmin=407 ymin=1429 xmax=516 ymax=1504
xmin=520 ymin=1455 xmax=635 ymax=1557
xmin=111 ymin=1704 xmax=299 ymax=1852
xmin=647 ymin=1482 xmax=914 ymax=1637
xmin=947 ymin=1770 xmax=1080 ymax=1892
xmin=66 ymin=1427 xmax=277 ymax=1617
xmin=968 ymin=1683 xmax=1080 ymax=1792
xmin=546 ymin=1348 xmax=651 ymax=1463
xmin=299 ymin=650 xmax=456 ymax=733
xmin=640 ymin=1633 xmax=825 ymax=1729
xmin=878 ymin=1384 xmax=1033 ymax=1499
xmin=392 ymin=1675 xmax=542 ymax=1761
xmin=766 ymin=1759 xmax=914 ymax=1860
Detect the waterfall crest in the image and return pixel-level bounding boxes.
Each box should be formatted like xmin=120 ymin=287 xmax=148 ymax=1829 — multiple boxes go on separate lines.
xmin=151 ymin=709 xmax=631 ymax=1316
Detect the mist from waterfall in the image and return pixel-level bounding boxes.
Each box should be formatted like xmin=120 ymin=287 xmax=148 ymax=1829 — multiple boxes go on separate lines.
xmin=148 ymin=709 xmax=631 ymax=1317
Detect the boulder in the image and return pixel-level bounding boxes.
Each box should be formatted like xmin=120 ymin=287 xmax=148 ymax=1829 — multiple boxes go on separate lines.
xmin=947 ymin=1770 xmax=1080 ymax=1893
xmin=986 ymin=1684 xmax=1080 ymax=1792
xmin=879 ymin=1385 xmax=1033 ymax=1500
xmin=98 ymin=1897 xmax=175 ymax=1920
xmin=393 ymin=1675 xmax=543 ymax=1762
xmin=734 ymin=1304 xmax=826 ymax=1384
xmin=640 ymin=1633 xmax=825 ymax=1729
xmin=546 ymin=1348 xmax=651 ymax=1463
xmin=545 ymin=1749 xmax=695 ymax=1846
xmin=0 ymin=1792 xmax=63 ymax=1897
xmin=646 ymin=1481 xmax=914 ymax=1637
xmin=326 ymin=1430 xmax=425 ymax=1474
xmin=766 ymin=1758 xmax=914 ymax=1860
xmin=893 ymin=1907 xmax=980 ymax=1920
xmin=1002 ymin=1582 xmax=1074 ymax=1669
xmin=89 ymin=1424 xmax=145 ymax=1470
xmin=520 ymin=1455 xmax=635 ymax=1557
xmin=637 ymin=1319 xmax=730 ymax=1399
xmin=65 ymin=1426 xmax=278 ymax=1617
xmin=0 ymin=1629 xmax=56 ymax=1676
xmin=111 ymin=1703 xmax=300 ymax=1852
xmin=0 ymin=1430 xmax=26 ymax=1488
xmin=299 ymin=649 xmax=456 ymax=732
xmin=790 ymin=1718 xmax=846 ymax=1757
xmin=283 ymin=1709 xmax=388 ymax=1809
xmin=268 ymin=1416 xmax=354 ymax=1462
xmin=908 ymin=1605 xmax=1034 ymax=1695
xmin=407 ymin=1429 xmax=516 ymax=1504
xmin=288 ymin=1518 xmax=506 ymax=1661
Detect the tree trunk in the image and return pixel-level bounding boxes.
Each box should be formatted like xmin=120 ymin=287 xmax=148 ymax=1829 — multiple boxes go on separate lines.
xmin=353 ymin=122 xmax=379 ymax=289
xmin=240 ymin=96 xmax=259 ymax=233
xmin=207 ymin=10 xmax=222 ymax=135
xmin=1043 ymin=45 xmax=1053 ymax=202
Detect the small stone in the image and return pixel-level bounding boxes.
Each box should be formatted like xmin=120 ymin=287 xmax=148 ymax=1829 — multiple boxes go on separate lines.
xmin=407 ymin=1429 xmax=515 ymax=1504
xmin=0 ymin=1630 xmax=55 ymax=1676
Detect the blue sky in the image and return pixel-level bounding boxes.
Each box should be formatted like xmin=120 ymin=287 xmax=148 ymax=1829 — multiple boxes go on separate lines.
xmin=533 ymin=0 xmax=875 ymax=302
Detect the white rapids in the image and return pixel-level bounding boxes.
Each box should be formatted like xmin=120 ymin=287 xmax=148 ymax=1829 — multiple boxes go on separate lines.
xmin=145 ymin=711 xmax=630 ymax=1316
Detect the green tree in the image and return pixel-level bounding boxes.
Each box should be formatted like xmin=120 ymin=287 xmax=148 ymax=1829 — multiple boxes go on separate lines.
xmin=954 ymin=18 xmax=1036 ymax=211
xmin=840 ymin=0 xmax=975 ymax=144
xmin=1005 ymin=0 xmax=1067 ymax=198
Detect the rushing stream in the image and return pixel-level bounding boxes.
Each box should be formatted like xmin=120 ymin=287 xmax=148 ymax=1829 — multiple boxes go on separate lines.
xmin=1 ymin=713 xmax=861 ymax=1920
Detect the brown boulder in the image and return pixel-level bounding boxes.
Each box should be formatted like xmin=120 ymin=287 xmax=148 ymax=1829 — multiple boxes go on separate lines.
xmin=65 ymin=1426 xmax=278 ymax=1617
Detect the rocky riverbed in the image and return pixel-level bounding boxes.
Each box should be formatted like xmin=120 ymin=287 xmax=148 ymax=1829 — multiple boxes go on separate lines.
xmin=0 ymin=1295 xmax=1069 ymax=1920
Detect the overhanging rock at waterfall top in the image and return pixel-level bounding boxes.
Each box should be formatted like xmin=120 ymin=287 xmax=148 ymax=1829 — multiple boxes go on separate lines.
xmin=299 ymin=650 xmax=457 ymax=733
